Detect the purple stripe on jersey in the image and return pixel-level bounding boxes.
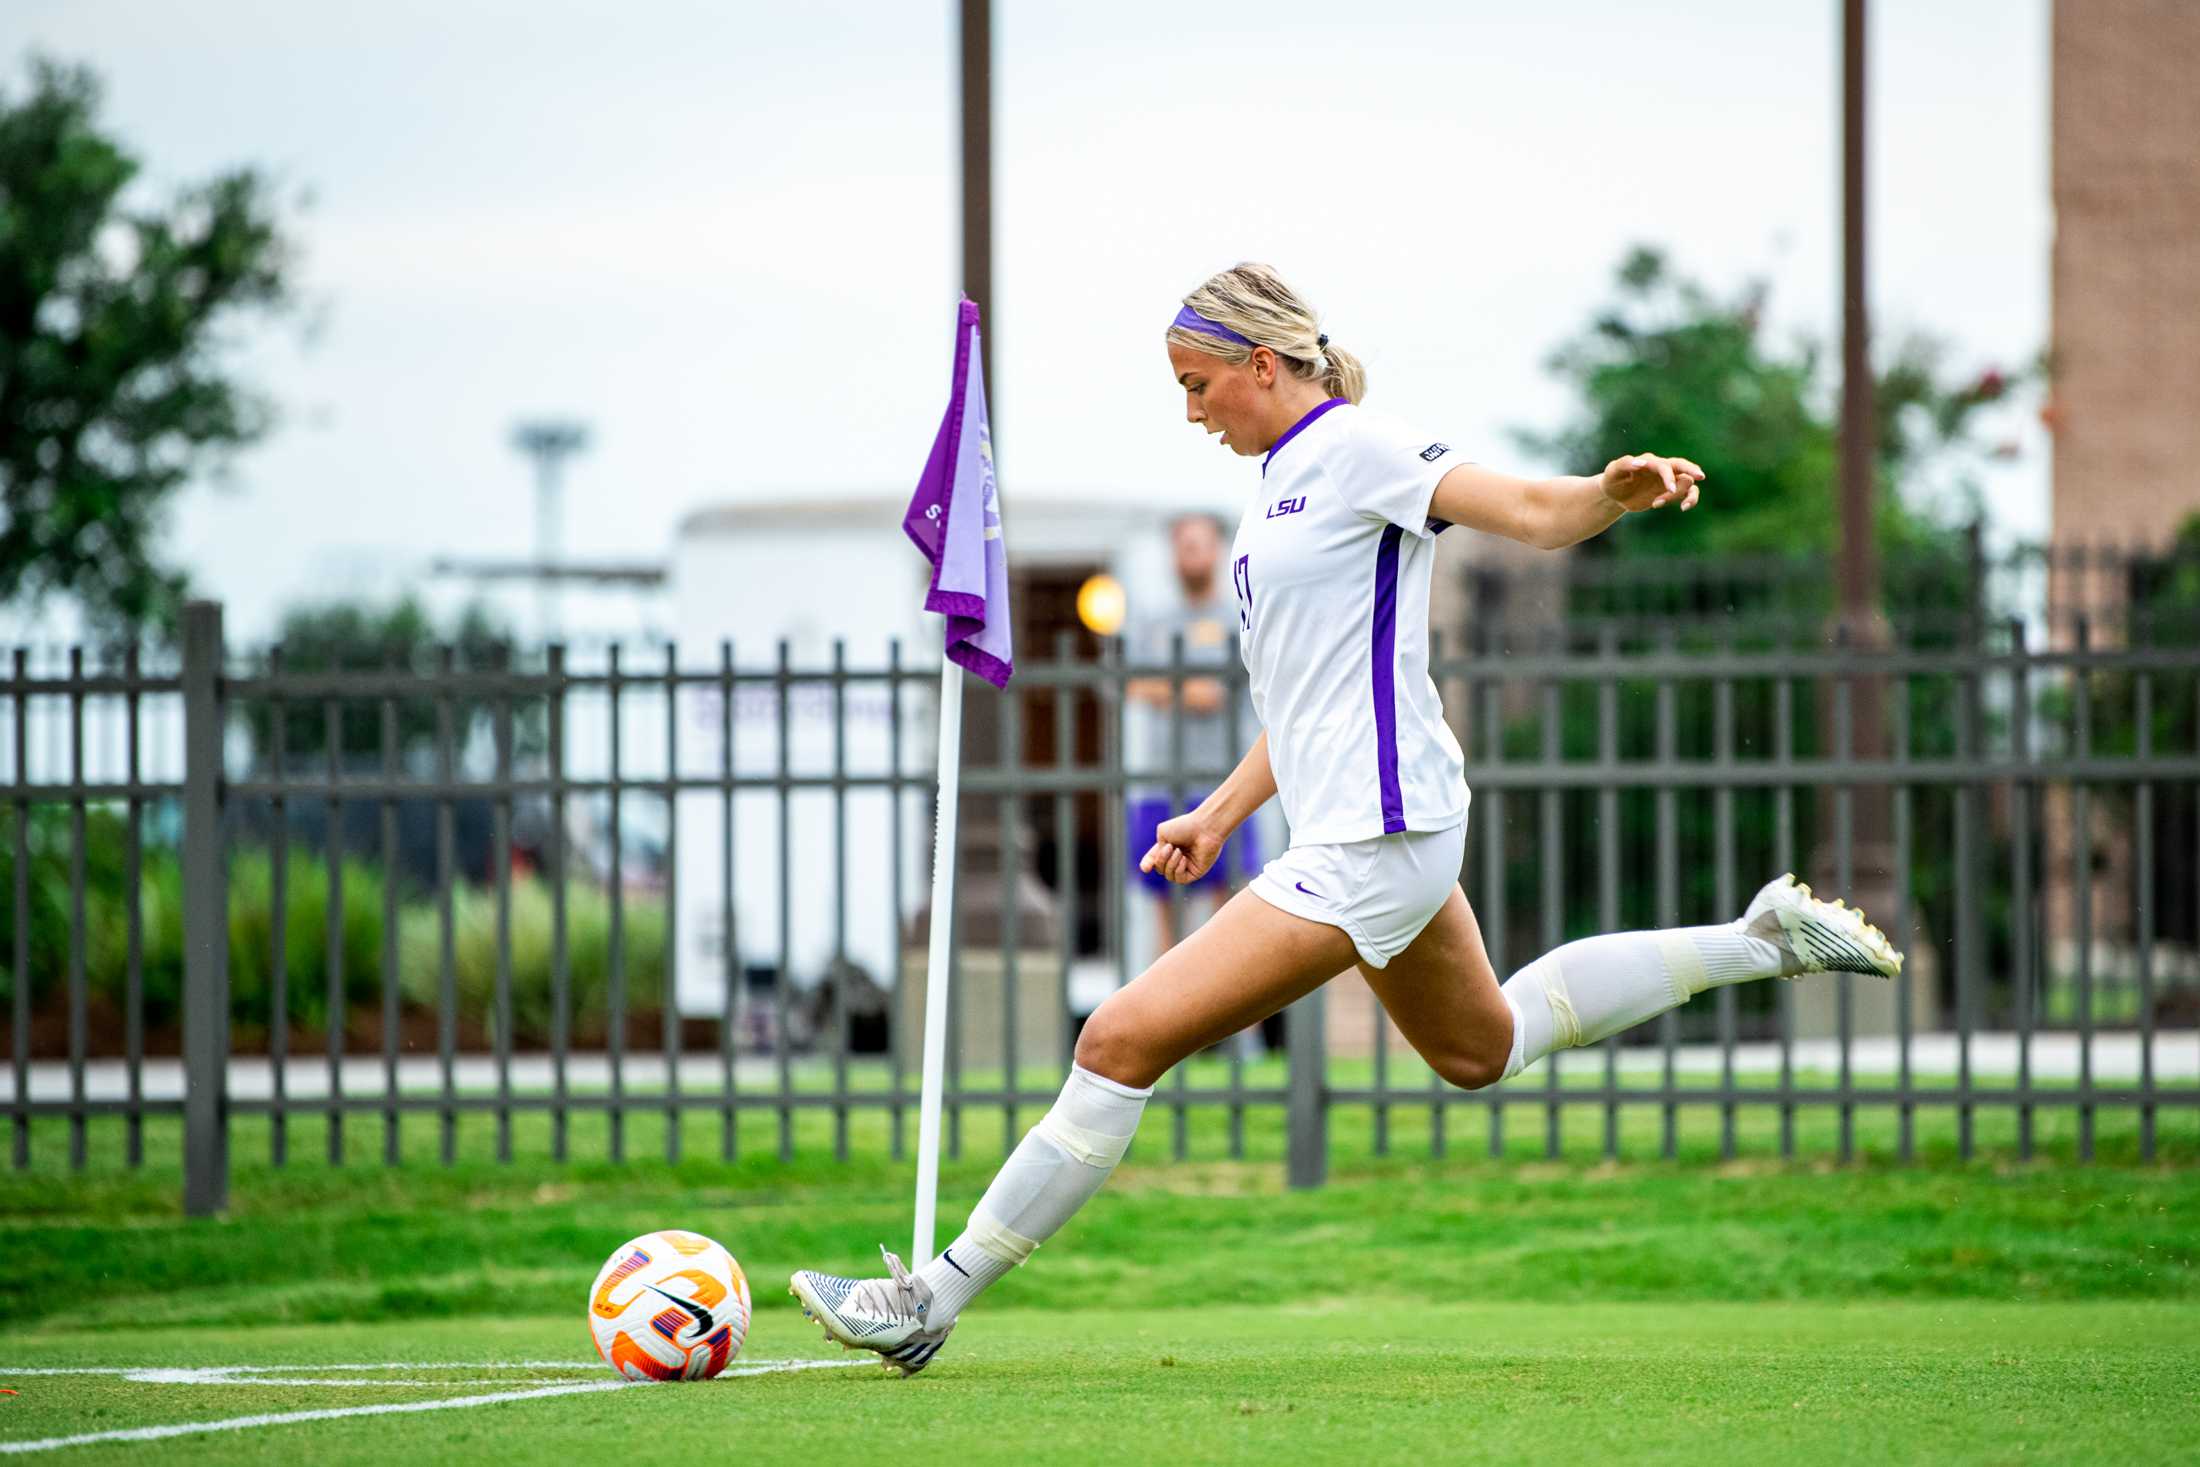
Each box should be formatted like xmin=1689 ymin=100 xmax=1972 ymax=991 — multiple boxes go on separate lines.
xmin=1370 ymin=523 xmax=1406 ymax=834
xmin=1261 ymin=397 xmax=1348 ymax=478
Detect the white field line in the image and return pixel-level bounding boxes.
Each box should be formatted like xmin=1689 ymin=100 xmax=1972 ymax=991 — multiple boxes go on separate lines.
xmin=1 ymin=1361 xmax=600 ymax=1380
xmin=0 ymin=1358 xmax=820 ymax=1379
xmin=0 ymin=1358 xmax=863 ymax=1456
xmin=99 ymin=1378 xmax=535 ymax=1390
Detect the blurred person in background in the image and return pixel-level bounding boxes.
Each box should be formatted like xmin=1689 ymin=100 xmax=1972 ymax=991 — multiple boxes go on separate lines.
xmin=1122 ymin=512 xmax=1261 ymax=952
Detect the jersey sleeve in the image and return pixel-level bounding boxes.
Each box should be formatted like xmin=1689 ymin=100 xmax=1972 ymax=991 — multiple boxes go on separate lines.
xmin=1322 ymin=413 xmax=1463 ymax=540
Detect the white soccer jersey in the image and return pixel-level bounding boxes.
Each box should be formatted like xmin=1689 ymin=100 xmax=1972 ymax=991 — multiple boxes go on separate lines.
xmin=1228 ymin=398 xmax=1469 ymax=846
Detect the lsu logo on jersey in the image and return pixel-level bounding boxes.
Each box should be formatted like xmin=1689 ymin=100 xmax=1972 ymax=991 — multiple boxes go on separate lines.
xmin=1266 ymin=495 xmax=1307 ymax=519
xmin=1420 ymin=442 xmax=1451 ymax=463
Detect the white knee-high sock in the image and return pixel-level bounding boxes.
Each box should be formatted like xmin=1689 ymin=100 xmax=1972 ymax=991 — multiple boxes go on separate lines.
xmin=1499 ymin=922 xmax=1782 ymax=1080
xmin=915 ymin=1064 xmax=1151 ymax=1325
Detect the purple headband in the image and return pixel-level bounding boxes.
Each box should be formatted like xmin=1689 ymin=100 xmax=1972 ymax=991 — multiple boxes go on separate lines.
xmin=1170 ymin=304 xmax=1256 ymax=349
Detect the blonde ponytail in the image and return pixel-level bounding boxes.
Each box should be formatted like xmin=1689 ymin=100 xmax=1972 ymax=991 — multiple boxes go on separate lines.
xmin=1165 ymin=262 xmax=1367 ymax=404
xmin=1319 ymin=342 xmax=1366 ymax=405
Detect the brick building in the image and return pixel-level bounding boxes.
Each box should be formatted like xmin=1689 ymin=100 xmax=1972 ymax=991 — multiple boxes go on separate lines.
xmin=2049 ymin=0 xmax=2200 ymax=557
xmin=2044 ymin=0 xmax=2200 ymax=995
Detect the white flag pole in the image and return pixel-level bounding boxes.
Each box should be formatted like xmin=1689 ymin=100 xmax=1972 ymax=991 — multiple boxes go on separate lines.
xmin=911 ymin=655 xmax=966 ymax=1267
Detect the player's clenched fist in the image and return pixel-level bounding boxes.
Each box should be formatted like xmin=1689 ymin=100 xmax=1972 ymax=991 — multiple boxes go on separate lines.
xmin=1140 ymin=810 xmax=1221 ymax=885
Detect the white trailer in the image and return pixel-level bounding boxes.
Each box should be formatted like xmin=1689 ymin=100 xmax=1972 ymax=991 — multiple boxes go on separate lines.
xmin=665 ymin=490 xmax=1194 ymax=1018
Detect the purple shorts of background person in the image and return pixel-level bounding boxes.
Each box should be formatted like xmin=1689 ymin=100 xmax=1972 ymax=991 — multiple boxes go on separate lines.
xmin=1127 ymin=794 xmax=1261 ymax=895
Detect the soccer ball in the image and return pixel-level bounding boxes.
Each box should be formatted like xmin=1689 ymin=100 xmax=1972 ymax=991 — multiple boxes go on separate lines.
xmin=588 ymin=1230 xmax=752 ymax=1381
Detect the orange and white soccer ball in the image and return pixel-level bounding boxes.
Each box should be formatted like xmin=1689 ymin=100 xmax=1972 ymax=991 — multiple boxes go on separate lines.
xmin=588 ymin=1230 xmax=752 ymax=1381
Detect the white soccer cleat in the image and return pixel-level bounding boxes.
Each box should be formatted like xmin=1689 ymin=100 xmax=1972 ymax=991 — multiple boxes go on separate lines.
xmin=1740 ymin=873 xmax=1904 ymax=979
xmin=789 ymin=1246 xmax=955 ymax=1376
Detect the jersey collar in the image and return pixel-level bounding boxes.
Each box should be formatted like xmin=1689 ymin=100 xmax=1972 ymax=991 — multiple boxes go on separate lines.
xmin=1261 ymin=397 xmax=1348 ymax=477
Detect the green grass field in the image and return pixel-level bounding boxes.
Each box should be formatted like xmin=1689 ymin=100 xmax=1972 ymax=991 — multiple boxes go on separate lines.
xmin=7 ymin=1303 xmax=2196 ymax=1465
xmin=4 ymin=1074 xmax=2196 ymax=1462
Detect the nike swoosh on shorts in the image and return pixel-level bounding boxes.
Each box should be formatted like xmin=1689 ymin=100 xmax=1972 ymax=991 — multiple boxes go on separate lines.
xmin=1295 ymin=881 xmax=1324 ymax=899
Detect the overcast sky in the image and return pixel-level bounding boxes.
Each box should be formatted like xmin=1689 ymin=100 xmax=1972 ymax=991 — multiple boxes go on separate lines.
xmin=11 ymin=0 xmax=2051 ymax=644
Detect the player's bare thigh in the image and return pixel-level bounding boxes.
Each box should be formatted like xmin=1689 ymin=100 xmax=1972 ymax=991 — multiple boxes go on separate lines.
xmin=1075 ymin=885 xmax=1359 ymax=1089
xmin=1356 ymin=885 xmax=1516 ymax=1090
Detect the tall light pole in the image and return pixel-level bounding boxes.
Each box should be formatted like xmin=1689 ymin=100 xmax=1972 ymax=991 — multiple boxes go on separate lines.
xmin=957 ymin=0 xmax=999 ymax=788
xmin=510 ymin=420 xmax=590 ymax=644
xmin=960 ymin=0 xmax=993 ymax=414
xmin=1838 ymin=0 xmax=1877 ymax=637
xmin=1805 ymin=0 xmax=1900 ymax=1052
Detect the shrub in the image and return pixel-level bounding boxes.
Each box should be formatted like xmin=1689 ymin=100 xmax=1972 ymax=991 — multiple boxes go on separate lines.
xmin=1 ymin=807 xmax=664 ymax=1043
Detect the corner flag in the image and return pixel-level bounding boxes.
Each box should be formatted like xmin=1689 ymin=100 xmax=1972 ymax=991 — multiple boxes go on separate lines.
xmin=903 ymin=298 xmax=1011 ymax=1266
xmin=903 ymin=298 xmax=1013 ymax=687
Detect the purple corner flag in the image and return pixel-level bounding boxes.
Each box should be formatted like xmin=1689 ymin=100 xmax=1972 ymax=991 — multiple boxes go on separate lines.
xmin=902 ymin=298 xmax=1013 ymax=688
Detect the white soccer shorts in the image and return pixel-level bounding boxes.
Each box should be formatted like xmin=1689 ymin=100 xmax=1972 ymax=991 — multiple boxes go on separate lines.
xmin=1248 ymin=817 xmax=1466 ymax=969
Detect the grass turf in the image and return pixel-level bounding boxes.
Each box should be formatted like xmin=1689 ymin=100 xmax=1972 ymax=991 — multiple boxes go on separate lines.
xmin=3 ymin=1158 xmax=2197 ymax=1335
xmin=4 ymin=1058 xmax=2194 ymax=1462
xmin=4 ymin=1063 xmax=2194 ymax=1332
xmin=4 ymin=1305 xmax=2197 ymax=1465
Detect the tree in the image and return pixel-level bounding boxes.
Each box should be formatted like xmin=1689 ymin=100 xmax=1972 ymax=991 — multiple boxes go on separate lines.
xmin=1512 ymin=246 xmax=2026 ymax=635
xmin=0 ymin=58 xmax=293 ymax=634
xmin=1474 ymin=249 xmax=2039 ymax=987
xmin=243 ymin=597 xmax=532 ymax=769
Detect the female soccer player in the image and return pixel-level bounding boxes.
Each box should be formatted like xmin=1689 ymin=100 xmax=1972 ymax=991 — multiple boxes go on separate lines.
xmin=792 ymin=263 xmax=1902 ymax=1374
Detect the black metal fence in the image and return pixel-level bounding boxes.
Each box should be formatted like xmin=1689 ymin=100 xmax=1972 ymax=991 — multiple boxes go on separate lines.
xmin=3 ymin=601 xmax=2197 ymax=1214
xmin=1463 ymin=529 xmax=2200 ymax=649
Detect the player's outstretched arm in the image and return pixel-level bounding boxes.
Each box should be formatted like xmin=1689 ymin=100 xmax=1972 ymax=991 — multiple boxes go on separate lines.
xmin=1428 ymin=453 xmax=1706 ymax=551
xmin=1140 ymin=730 xmax=1276 ymax=885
